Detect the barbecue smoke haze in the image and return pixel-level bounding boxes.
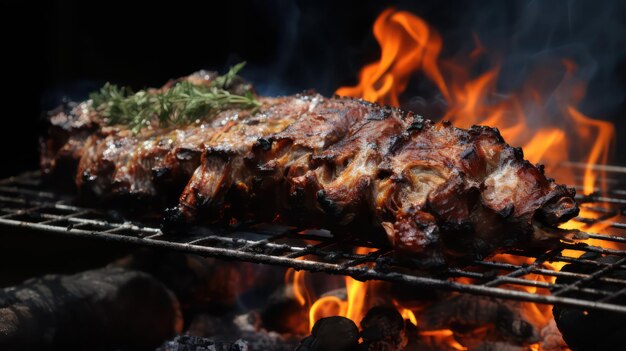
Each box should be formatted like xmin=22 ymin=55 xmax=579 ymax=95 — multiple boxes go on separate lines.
xmin=237 ymin=0 xmax=625 ymax=163
xmin=243 ymin=0 xmax=626 ymax=107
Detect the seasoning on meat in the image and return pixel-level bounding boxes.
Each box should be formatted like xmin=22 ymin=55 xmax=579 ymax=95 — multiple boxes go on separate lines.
xmin=41 ymin=72 xmax=579 ymax=267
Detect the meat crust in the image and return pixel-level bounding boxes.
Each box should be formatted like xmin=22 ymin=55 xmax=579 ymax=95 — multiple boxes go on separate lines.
xmin=41 ymin=77 xmax=579 ymax=267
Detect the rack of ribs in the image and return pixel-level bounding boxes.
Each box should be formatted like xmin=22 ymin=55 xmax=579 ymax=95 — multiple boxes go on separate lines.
xmin=41 ymin=72 xmax=578 ymax=267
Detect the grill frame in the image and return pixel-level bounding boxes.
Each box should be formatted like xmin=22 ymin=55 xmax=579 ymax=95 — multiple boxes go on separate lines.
xmin=2 ymin=167 xmax=626 ymax=314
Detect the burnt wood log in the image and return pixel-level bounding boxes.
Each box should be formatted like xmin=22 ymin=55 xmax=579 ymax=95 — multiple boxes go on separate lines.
xmin=0 ymin=267 xmax=182 ymax=350
xmin=295 ymin=316 xmax=360 ymax=351
xmin=553 ymin=253 xmax=626 ymax=351
xmin=112 ymin=250 xmax=281 ymax=312
xmin=418 ymin=295 xmax=539 ymax=345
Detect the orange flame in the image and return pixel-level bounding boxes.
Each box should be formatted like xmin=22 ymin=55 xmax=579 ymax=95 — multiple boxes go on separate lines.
xmin=285 ymin=267 xmax=310 ymax=307
xmin=419 ymin=329 xmax=468 ymax=350
xmin=566 ymin=106 xmax=615 ymax=195
xmin=306 ymin=247 xmax=373 ymax=330
xmin=309 ymin=295 xmax=345 ymax=330
xmin=398 ymin=305 xmax=418 ymax=327
xmin=285 ymin=248 xmax=376 ymax=332
xmin=306 ymin=277 xmax=371 ymax=331
xmin=336 ymin=8 xmax=447 ymax=105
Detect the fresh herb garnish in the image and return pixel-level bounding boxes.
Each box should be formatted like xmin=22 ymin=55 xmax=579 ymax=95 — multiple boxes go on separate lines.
xmin=89 ymin=62 xmax=260 ymax=133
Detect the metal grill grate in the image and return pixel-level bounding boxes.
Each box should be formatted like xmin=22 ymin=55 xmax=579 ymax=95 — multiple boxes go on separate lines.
xmin=1 ymin=165 xmax=626 ymax=313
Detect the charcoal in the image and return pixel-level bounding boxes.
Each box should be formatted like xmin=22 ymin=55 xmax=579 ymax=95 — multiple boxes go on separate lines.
xmin=157 ymin=335 xmax=248 ymax=351
xmin=295 ymin=316 xmax=359 ymax=351
xmin=186 ymin=313 xmax=300 ymax=351
xmin=553 ymin=253 xmax=626 ymax=350
xmin=260 ymin=286 xmax=309 ymax=335
xmin=359 ymin=306 xmax=407 ymax=351
xmin=402 ymin=321 xmax=422 ymax=351
xmin=237 ymin=329 xmax=301 ymax=351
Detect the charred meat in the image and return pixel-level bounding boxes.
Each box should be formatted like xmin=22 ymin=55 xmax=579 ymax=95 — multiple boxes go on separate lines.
xmin=41 ymin=72 xmax=579 ymax=267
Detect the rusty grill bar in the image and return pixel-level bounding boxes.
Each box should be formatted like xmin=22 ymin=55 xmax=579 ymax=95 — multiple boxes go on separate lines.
xmin=1 ymin=165 xmax=626 ymax=314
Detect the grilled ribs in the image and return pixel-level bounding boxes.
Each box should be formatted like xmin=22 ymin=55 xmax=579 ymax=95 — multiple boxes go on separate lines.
xmin=41 ymin=73 xmax=579 ymax=267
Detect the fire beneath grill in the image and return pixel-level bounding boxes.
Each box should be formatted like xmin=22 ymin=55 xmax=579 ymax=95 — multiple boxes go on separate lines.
xmin=2 ymin=165 xmax=625 ymax=349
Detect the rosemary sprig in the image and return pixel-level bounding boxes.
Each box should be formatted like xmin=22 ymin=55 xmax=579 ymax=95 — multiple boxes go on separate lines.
xmin=89 ymin=63 xmax=260 ymax=133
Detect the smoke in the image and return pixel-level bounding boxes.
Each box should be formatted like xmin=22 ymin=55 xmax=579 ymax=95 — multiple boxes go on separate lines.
xmin=230 ymin=0 xmax=301 ymax=96
xmin=453 ymin=0 xmax=626 ymax=118
xmin=240 ymin=0 xmax=625 ymax=160
xmin=235 ymin=1 xmax=384 ymax=97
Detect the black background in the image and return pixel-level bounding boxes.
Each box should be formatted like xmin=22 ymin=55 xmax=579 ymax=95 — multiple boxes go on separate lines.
xmin=2 ymin=0 xmax=626 ymax=178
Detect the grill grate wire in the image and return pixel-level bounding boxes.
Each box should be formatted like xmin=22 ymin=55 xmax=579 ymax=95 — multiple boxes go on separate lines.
xmin=2 ymin=164 xmax=626 ymax=314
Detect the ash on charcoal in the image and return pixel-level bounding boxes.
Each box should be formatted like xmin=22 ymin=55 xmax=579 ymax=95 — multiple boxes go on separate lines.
xmin=184 ymin=313 xmax=300 ymax=351
xmin=538 ymin=319 xmax=569 ymax=351
xmin=157 ymin=335 xmax=248 ymax=351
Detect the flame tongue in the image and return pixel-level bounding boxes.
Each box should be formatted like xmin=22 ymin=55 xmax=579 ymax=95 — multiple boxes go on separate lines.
xmin=336 ymin=9 xmax=446 ymax=106
xmin=336 ymin=9 xmax=614 ymax=196
xmin=306 ymin=247 xmax=373 ymax=331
